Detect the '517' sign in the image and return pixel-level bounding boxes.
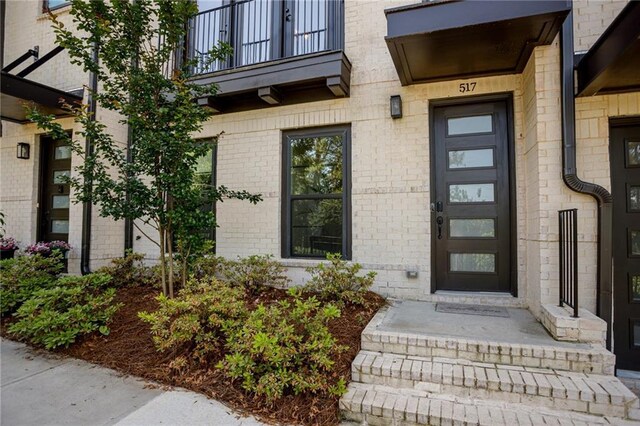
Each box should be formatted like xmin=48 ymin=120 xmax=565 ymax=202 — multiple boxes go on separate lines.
xmin=459 ymin=82 xmax=477 ymax=93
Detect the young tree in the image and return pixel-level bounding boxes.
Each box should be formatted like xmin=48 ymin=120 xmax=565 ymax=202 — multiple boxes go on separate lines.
xmin=28 ymin=0 xmax=261 ymax=297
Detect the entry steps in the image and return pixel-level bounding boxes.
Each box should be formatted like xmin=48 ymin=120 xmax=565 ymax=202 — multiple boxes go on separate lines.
xmin=341 ymin=313 xmax=640 ymax=424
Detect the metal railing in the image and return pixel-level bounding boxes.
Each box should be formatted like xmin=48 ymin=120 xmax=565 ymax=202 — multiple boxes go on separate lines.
xmin=558 ymin=208 xmax=579 ymax=317
xmin=181 ymin=0 xmax=343 ymax=76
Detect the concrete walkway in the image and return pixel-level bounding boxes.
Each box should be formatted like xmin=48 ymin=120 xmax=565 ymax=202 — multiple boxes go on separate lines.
xmin=0 ymin=339 xmax=264 ymax=426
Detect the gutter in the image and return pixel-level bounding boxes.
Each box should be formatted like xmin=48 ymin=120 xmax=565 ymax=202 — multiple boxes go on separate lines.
xmin=559 ymin=8 xmax=613 ymax=349
xmin=81 ymin=43 xmax=99 ymax=274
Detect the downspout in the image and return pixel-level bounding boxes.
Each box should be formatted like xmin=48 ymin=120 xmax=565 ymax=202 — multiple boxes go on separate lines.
xmin=560 ymin=8 xmax=613 ymax=349
xmin=81 ymin=43 xmax=99 ymax=274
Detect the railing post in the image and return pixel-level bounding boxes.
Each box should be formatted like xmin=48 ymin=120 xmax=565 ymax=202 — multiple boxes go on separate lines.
xmin=572 ymin=209 xmax=579 ymax=318
xmin=559 ymin=210 xmax=564 ymax=307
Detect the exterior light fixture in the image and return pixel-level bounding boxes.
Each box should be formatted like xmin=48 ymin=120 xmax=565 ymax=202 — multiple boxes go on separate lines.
xmin=390 ymin=95 xmax=402 ymax=119
xmin=17 ymin=142 xmax=30 ymax=160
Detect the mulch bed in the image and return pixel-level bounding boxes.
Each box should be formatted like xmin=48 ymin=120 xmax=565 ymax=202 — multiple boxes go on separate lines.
xmin=2 ymin=285 xmax=385 ymax=425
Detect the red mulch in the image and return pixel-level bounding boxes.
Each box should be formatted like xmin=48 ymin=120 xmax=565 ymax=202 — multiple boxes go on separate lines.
xmin=2 ymin=285 xmax=385 ymax=425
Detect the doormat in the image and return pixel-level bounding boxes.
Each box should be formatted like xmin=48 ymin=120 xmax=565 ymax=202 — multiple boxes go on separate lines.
xmin=435 ymin=303 xmax=509 ymax=318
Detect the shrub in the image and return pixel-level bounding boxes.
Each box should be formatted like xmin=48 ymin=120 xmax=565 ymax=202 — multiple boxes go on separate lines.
xmin=218 ymin=289 xmax=347 ymax=402
xmin=0 ymin=254 xmax=64 ymax=315
xmin=190 ymin=255 xmax=229 ymax=281
xmin=138 ymin=276 xmax=248 ymax=362
xmin=223 ymin=254 xmax=289 ymax=295
xmin=8 ymin=273 xmax=120 ymax=349
xmin=97 ymin=250 xmax=157 ymax=288
xmin=303 ymin=253 xmax=376 ymax=306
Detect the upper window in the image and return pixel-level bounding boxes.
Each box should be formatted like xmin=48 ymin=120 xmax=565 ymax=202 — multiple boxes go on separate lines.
xmin=43 ymin=0 xmax=69 ymax=12
xmin=282 ymin=126 xmax=351 ymax=259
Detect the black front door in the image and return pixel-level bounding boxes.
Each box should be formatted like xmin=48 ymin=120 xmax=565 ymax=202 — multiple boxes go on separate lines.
xmin=432 ymin=100 xmax=512 ymax=292
xmin=39 ymin=137 xmax=71 ymax=243
xmin=610 ymin=120 xmax=640 ymax=371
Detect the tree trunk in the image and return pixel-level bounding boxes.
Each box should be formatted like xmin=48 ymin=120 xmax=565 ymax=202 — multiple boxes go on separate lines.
xmin=159 ymin=226 xmax=168 ymax=297
xmin=167 ymin=227 xmax=174 ymax=298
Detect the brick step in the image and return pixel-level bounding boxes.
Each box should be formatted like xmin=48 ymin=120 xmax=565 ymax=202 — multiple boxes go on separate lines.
xmin=352 ymin=351 xmax=640 ymax=419
xmin=340 ymin=383 xmax=640 ymax=426
xmin=361 ymin=328 xmax=616 ymax=375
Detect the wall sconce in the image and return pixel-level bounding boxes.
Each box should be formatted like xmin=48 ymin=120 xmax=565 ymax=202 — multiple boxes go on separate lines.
xmin=17 ymin=142 xmax=30 ymax=160
xmin=390 ymin=95 xmax=402 ymax=119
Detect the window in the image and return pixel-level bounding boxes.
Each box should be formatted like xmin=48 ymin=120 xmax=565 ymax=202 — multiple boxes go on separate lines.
xmin=194 ymin=140 xmax=217 ymax=243
xmin=282 ymin=126 xmax=351 ymax=259
xmin=43 ymin=0 xmax=69 ymax=12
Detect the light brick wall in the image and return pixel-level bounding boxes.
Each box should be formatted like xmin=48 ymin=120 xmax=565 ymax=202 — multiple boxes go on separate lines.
xmin=2 ymin=0 xmax=637 ymax=318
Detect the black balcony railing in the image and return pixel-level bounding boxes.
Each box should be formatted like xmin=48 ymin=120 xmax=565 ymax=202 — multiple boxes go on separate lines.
xmin=182 ymin=0 xmax=344 ymax=76
xmin=558 ymin=209 xmax=579 ymax=317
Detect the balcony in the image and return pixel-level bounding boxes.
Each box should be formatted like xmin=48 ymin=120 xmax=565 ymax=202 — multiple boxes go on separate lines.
xmin=183 ymin=0 xmax=350 ymax=113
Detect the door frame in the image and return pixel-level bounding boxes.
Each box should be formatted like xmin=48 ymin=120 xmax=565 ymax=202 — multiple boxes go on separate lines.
xmin=428 ymin=92 xmax=517 ymax=295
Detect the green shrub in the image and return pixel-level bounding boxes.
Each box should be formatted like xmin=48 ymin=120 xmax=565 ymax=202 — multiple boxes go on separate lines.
xmin=303 ymin=253 xmax=376 ymax=306
xmin=97 ymin=250 xmax=157 ymax=288
xmin=223 ymin=254 xmax=289 ymax=295
xmin=8 ymin=273 xmax=120 ymax=349
xmin=218 ymin=288 xmax=347 ymax=402
xmin=190 ymin=255 xmax=228 ymax=280
xmin=138 ymin=276 xmax=248 ymax=362
xmin=0 ymin=254 xmax=64 ymax=315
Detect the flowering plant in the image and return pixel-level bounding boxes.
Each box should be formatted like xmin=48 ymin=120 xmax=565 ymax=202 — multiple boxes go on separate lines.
xmin=0 ymin=237 xmax=18 ymax=251
xmin=25 ymin=241 xmax=72 ymax=256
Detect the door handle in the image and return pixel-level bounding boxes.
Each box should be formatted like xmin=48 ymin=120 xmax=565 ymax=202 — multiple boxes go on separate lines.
xmin=436 ymin=201 xmax=443 ymax=212
xmin=436 ymin=216 xmax=444 ymax=240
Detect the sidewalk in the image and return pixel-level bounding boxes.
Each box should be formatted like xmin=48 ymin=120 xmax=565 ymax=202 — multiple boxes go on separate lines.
xmin=0 ymin=339 xmax=263 ymax=426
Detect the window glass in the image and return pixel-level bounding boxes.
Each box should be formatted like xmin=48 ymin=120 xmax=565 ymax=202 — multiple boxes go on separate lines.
xmin=448 ymin=183 xmax=495 ymax=203
xmin=51 ymin=220 xmax=69 ymax=234
xmin=631 ymin=230 xmax=640 ymax=256
xmin=450 ymin=219 xmax=495 ymax=238
xmin=52 ymin=195 xmax=69 ymax=209
xmin=631 ymin=276 xmax=640 ymax=302
xmin=285 ymin=129 xmax=348 ymax=258
xmin=54 ymin=146 xmax=72 ymax=160
xmin=627 ymin=141 xmax=640 ymax=166
xmin=629 ymin=186 xmax=640 ymax=211
xmin=634 ymin=321 xmax=640 ymax=348
xmin=291 ymin=135 xmax=343 ymax=195
xmin=448 ymin=148 xmax=494 ymax=169
xmin=450 ymin=253 xmax=495 ymax=273
xmin=447 ymin=115 xmax=492 ymax=136
xmin=53 ymin=170 xmax=70 ymax=184
xmin=45 ymin=0 xmax=69 ymax=10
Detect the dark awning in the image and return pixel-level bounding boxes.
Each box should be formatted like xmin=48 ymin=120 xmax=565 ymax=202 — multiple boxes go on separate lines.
xmin=576 ymin=2 xmax=640 ymax=97
xmin=385 ymin=0 xmax=570 ymax=86
xmin=1 ymin=71 xmax=83 ymax=123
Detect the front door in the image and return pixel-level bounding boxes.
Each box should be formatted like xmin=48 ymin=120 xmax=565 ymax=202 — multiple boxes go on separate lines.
xmin=432 ymin=100 xmax=512 ymax=292
xmin=39 ymin=137 xmax=71 ymax=243
xmin=610 ymin=120 xmax=640 ymax=371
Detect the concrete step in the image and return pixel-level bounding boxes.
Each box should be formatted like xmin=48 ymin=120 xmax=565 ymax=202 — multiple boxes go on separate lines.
xmin=361 ymin=327 xmax=616 ymax=375
xmin=340 ymin=383 xmax=640 ymax=426
xmin=352 ymin=351 xmax=640 ymax=419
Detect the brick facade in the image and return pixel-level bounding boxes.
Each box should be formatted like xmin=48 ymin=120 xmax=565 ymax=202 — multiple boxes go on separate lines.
xmin=1 ymin=0 xmax=638 ymax=323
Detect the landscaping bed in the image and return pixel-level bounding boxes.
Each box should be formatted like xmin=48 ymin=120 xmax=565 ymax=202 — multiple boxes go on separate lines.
xmin=0 ymin=254 xmax=385 ymax=426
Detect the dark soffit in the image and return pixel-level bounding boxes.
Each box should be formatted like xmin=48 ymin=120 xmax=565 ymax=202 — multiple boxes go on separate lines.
xmin=576 ymin=1 xmax=640 ymax=97
xmin=1 ymin=71 xmax=82 ymax=123
xmin=385 ymin=0 xmax=571 ymax=86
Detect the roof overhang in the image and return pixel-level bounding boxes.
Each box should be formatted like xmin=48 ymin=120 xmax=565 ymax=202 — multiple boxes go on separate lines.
xmin=1 ymin=71 xmax=83 ymax=123
xmin=385 ymin=0 xmax=570 ymax=86
xmin=576 ymin=2 xmax=640 ymax=97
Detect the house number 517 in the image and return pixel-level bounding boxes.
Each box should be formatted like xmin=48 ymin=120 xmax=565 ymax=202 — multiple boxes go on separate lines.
xmin=459 ymin=82 xmax=476 ymax=93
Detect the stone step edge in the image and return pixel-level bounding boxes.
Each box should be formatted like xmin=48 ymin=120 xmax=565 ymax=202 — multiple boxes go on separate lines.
xmin=340 ymin=383 xmax=640 ymax=425
xmin=361 ymin=320 xmax=616 ymax=375
xmin=352 ymin=351 xmax=638 ymax=416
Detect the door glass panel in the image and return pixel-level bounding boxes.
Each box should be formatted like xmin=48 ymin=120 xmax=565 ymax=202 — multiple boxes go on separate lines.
xmin=291 ymin=198 xmax=342 ymax=256
xmin=627 ymin=141 xmax=640 ymax=166
xmin=631 ymin=230 xmax=640 ymax=256
xmin=52 ymin=195 xmax=69 ymax=209
xmin=51 ymin=220 xmax=69 ymax=234
xmin=53 ymin=170 xmax=70 ymax=184
xmin=447 ymin=115 xmax=492 ymax=136
xmin=448 ymin=148 xmax=494 ymax=169
xmin=450 ymin=219 xmax=495 ymax=238
xmin=450 ymin=253 xmax=495 ymax=273
xmin=634 ymin=321 xmax=640 ymax=348
xmin=54 ymin=146 xmax=72 ymax=159
xmin=629 ymin=186 xmax=640 ymax=211
xmin=631 ymin=276 xmax=640 ymax=302
xmin=448 ymin=183 xmax=495 ymax=203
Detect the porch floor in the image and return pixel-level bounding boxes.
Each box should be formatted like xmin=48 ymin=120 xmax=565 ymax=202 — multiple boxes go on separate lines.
xmin=377 ymin=300 xmax=591 ymax=349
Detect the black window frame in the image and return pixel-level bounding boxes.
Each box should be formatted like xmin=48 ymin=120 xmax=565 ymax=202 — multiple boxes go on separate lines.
xmin=281 ymin=125 xmax=351 ymax=260
xmin=193 ymin=138 xmax=218 ymax=247
xmin=42 ymin=0 xmax=70 ymax=13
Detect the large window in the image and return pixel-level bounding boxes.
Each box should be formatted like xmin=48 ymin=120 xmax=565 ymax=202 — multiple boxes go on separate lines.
xmin=282 ymin=126 xmax=351 ymax=259
xmin=194 ymin=140 xmax=217 ymax=243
